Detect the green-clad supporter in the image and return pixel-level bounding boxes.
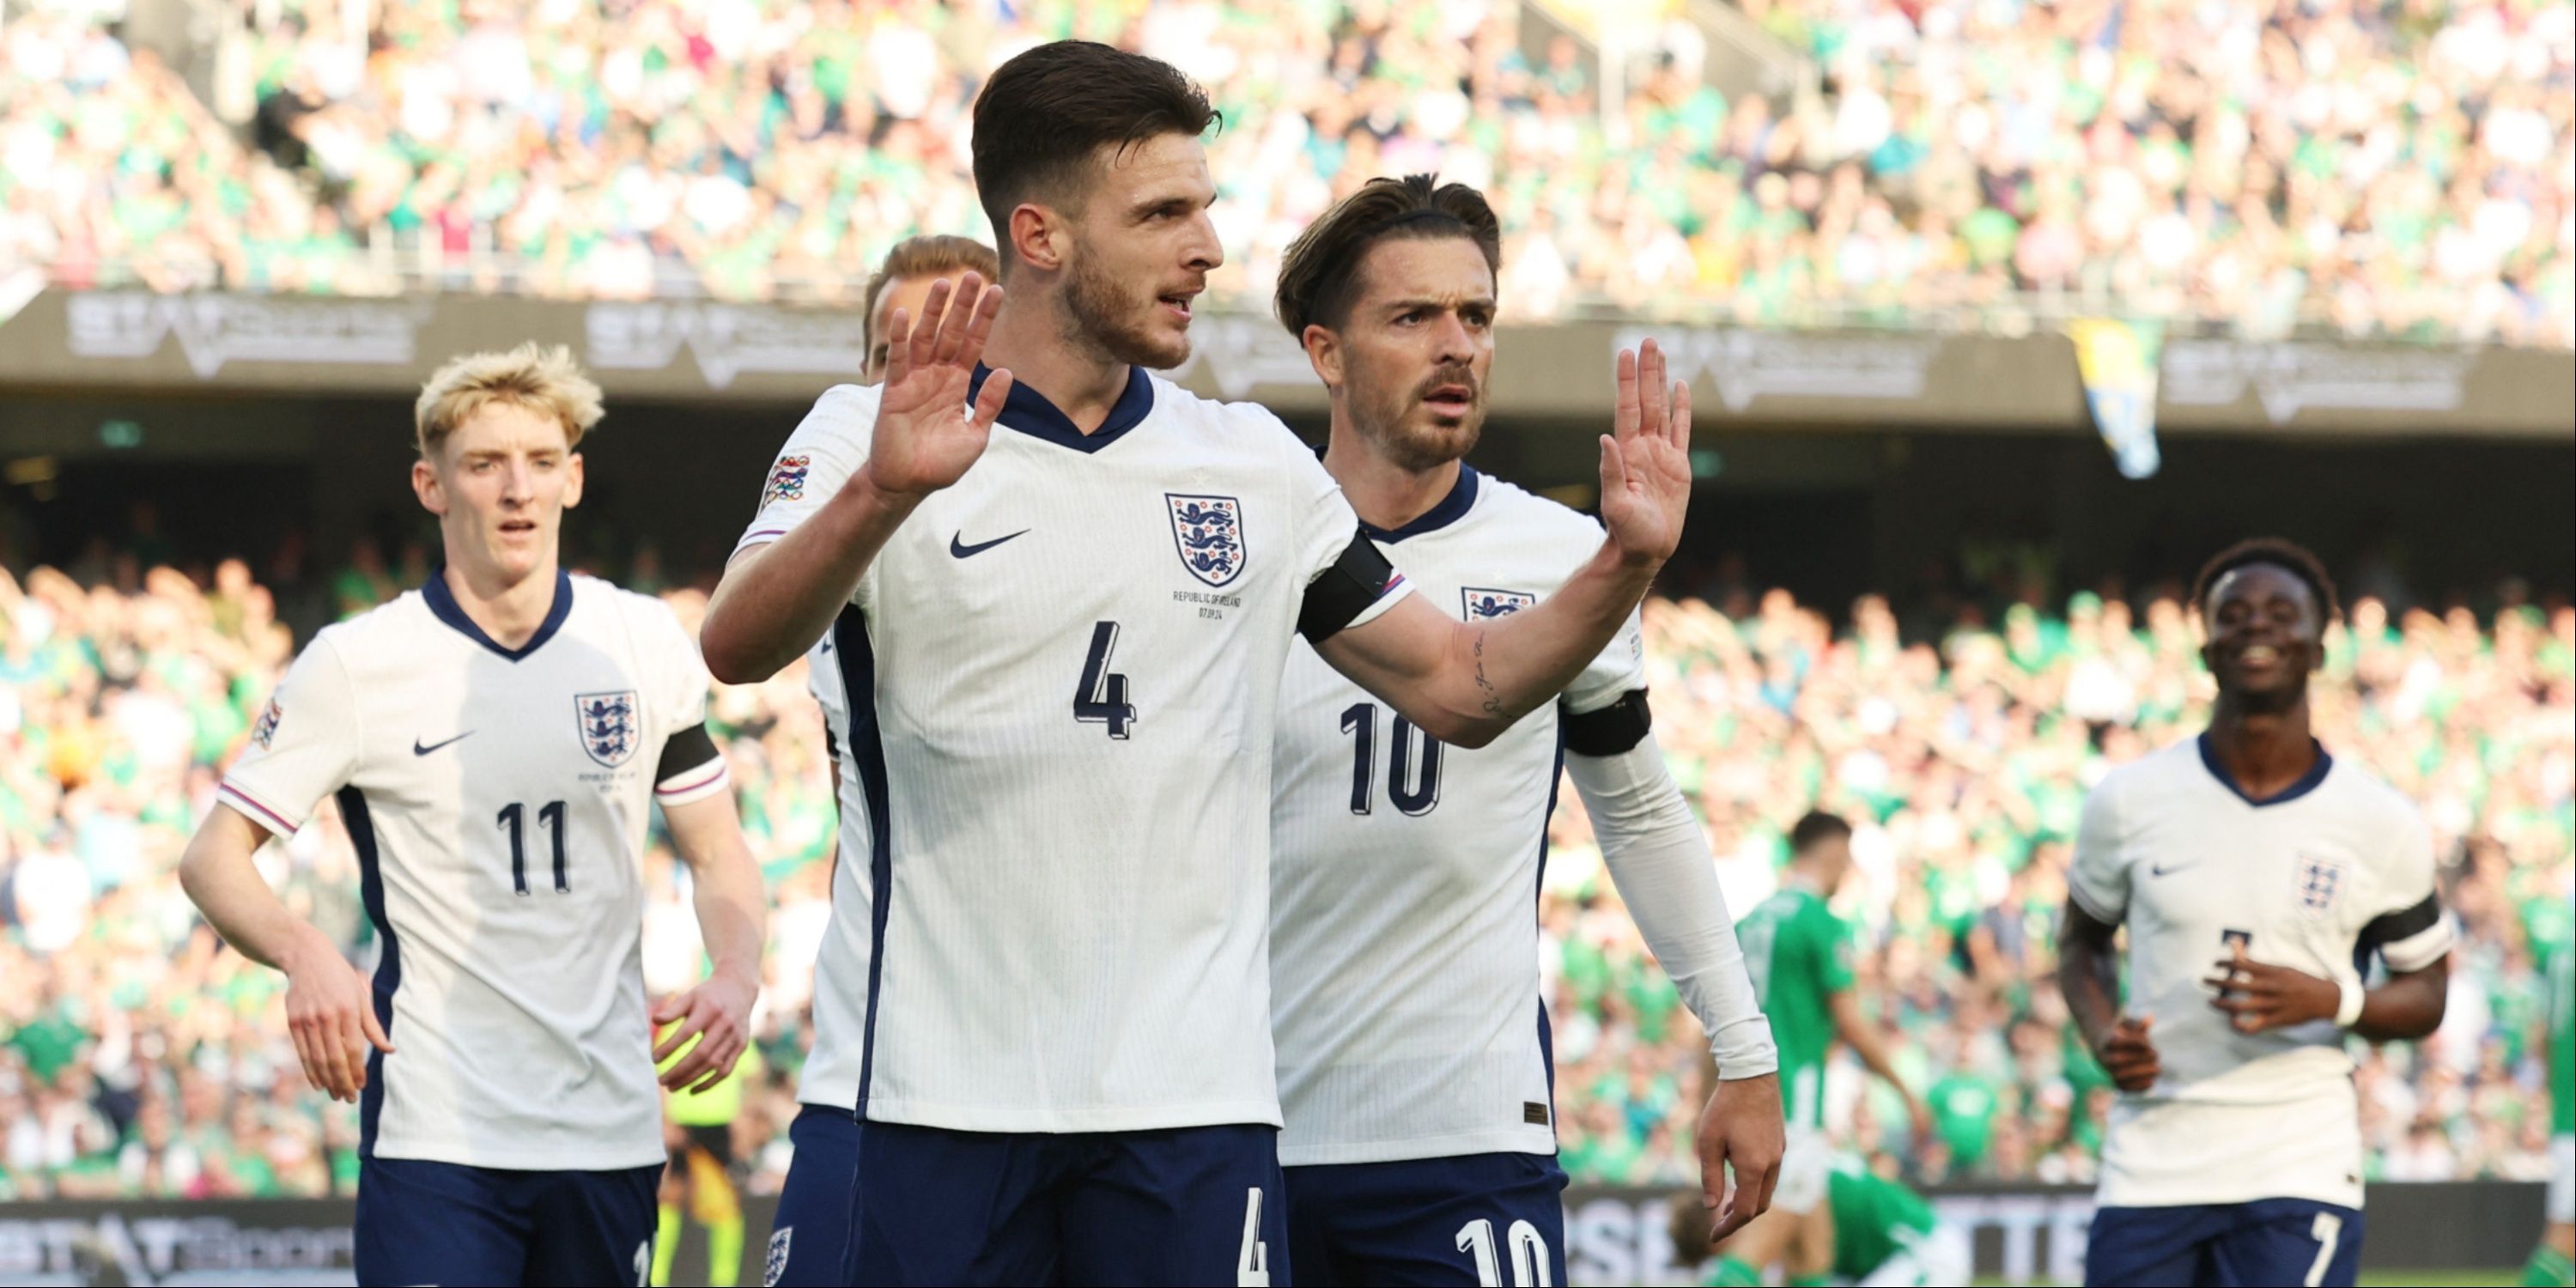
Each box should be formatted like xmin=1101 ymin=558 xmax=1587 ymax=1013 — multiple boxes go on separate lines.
xmin=1927 ymin=1070 xmax=2002 ymax=1174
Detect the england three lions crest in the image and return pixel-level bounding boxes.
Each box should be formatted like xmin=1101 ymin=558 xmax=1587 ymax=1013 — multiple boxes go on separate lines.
xmin=2292 ymin=851 xmax=2348 ymax=920
xmin=575 ymin=690 xmax=641 ymax=768
xmin=1462 ymin=587 xmax=1537 ymax=620
xmin=1166 ymin=494 xmax=1247 ymax=587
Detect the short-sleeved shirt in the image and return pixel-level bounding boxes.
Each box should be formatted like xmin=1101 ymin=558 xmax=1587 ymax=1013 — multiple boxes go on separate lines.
xmin=738 ymin=370 xmax=1408 ymax=1133
xmin=1268 ymin=466 xmax=1644 ymax=1166
xmin=1738 ymin=882 xmax=1854 ymax=1128
xmin=2068 ymin=734 xmax=2452 ymax=1208
xmin=218 ymin=570 xmax=727 ymax=1170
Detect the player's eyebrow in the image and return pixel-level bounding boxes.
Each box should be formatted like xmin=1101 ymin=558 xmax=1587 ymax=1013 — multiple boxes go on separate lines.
xmin=1381 ymin=295 xmax=1498 ymax=316
xmin=1128 ymin=191 xmax=1208 ymax=220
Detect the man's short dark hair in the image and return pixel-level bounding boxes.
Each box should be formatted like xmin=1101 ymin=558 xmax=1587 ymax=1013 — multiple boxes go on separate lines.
xmin=2191 ymin=538 xmax=2342 ymax=625
xmin=970 ymin=41 xmax=1218 ymax=266
xmin=1790 ymin=811 xmax=1852 ymax=855
xmin=1273 ymin=173 xmax=1503 ymax=337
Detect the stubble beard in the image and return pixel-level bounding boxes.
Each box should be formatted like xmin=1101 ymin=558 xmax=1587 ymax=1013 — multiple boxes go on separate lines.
xmin=1060 ymin=245 xmax=1191 ymax=371
xmin=1353 ymin=369 xmax=1482 ymax=473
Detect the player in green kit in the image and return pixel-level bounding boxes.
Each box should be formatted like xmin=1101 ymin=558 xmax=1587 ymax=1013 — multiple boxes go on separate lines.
xmin=1820 ymin=1160 xmax=1969 ymax=1286
xmin=1679 ymin=1157 xmax=1966 ymax=1286
xmin=2524 ymin=940 xmax=2573 ymax=1286
xmin=1712 ymin=811 xmax=1932 ymax=1286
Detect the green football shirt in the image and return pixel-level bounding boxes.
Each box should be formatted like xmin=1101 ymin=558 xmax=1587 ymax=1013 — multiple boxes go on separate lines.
xmin=1928 ymin=1072 xmax=2001 ymax=1170
xmin=1828 ymin=1161 xmax=1939 ymax=1279
xmin=1738 ymin=883 xmax=1853 ymax=1128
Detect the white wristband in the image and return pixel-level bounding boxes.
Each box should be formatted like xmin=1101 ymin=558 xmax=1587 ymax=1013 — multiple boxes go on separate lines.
xmin=2334 ymin=977 xmax=2366 ymax=1029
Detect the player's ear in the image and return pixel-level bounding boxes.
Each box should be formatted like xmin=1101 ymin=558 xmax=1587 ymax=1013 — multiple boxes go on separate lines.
xmin=562 ymin=452 xmax=585 ymax=511
xmin=1300 ymin=323 xmax=1344 ymax=391
xmin=1009 ymin=203 xmax=1065 ymax=275
xmin=411 ymin=457 xmax=447 ymax=518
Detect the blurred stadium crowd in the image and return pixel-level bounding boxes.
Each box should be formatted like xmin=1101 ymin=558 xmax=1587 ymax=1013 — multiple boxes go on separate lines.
xmin=1 ymin=544 xmax=2566 ymax=1200
xmin=0 ymin=0 xmax=2567 ymax=343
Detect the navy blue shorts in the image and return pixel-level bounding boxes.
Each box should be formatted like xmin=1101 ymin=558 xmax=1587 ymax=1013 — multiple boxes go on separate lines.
xmin=354 ymin=1156 xmax=661 ymax=1286
xmin=765 ymin=1105 xmax=860 ymax=1288
xmin=2085 ymin=1199 xmax=2365 ymax=1287
xmin=842 ymin=1120 xmax=1288 ymax=1286
xmin=1283 ymin=1152 xmax=1568 ymax=1287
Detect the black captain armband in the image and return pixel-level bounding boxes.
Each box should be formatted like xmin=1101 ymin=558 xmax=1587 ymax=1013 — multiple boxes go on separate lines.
xmin=656 ymin=722 xmax=720 ymax=782
xmin=1562 ymin=689 xmax=1653 ymax=756
xmin=2353 ymin=891 xmax=2445 ymax=971
xmin=1299 ymin=531 xmax=1401 ymax=641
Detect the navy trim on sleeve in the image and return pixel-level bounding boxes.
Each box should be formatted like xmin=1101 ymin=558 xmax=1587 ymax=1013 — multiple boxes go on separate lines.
xmin=1562 ymin=689 xmax=1652 ymax=756
xmin=1299 ymin=531 xmax=1400 ymax=641
xmin=655 ymin=723 xmax=719 ymax=783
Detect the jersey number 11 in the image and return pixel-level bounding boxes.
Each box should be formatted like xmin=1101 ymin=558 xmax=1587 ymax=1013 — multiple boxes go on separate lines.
xmin=496 ymin=801 xmax=568 ymax=894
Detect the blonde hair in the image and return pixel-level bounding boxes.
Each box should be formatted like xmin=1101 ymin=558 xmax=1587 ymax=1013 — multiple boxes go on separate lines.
xmin=412 ymin=343 xmax=605 ymax=459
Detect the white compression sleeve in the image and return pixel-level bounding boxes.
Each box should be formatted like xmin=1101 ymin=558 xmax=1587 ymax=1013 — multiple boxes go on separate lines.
xmin=1567 ymin=731 xmax=1778 ymax=1078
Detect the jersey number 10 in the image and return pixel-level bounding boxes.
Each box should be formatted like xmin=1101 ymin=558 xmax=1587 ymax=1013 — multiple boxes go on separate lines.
xmin=495 ymin=801 xmax=568 ymax=895
xmin=1340 ymin=702 xmax=1444 ymax=817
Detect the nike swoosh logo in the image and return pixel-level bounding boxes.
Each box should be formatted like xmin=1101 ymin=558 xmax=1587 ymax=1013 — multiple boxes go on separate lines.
xmin=412 ymin=732 xmax=475 ymax=756
xmin=950 ymin=529 xmax=1030 ymax=559
xmin=2150 ymin=860 xmax=2200 ymax=878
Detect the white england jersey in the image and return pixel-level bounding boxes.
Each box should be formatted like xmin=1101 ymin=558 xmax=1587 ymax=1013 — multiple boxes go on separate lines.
xmin=218 ymin=571 xmax=729 ymax=1170
xmin=738 ymin=371 xmax=1408 ymax=1133
xmin=1269 ymin=467 xmax=1643 ymax=1166
xmin=2069 ymin=736 xmax=2451 ymax=1209
xmin=796 ymin=632 xmax=865 ymax=1112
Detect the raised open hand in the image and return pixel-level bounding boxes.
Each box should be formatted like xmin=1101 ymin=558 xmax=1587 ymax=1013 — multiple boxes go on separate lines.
xmin=1597 ymin=338 xmax=1693 ymax=566
xmin=860 ymin=272 xmax=1014 ymax=500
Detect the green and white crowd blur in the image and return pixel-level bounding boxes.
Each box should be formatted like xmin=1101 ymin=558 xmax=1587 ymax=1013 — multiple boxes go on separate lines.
xmin=0 ymin=538 xmax=2566 ymax=1200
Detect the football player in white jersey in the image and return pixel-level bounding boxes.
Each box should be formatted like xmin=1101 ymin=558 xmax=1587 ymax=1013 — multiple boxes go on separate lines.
xmin=699 ymin=40 xmax=1698 ymax=1288
xmin=2058 ymin=538 xmax=2451 ymax=1288
xmin=1261 ymin=174 xmax=1784 ymax=1287
xmin=768 ymin=233 xmax=1000 ymax=1288
xmin=178 ymin=344 xmax=767 ymax=1287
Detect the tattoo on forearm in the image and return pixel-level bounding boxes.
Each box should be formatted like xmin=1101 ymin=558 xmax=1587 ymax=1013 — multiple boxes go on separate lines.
xmin=1473 ymin=630 xmax=1503 ymax=715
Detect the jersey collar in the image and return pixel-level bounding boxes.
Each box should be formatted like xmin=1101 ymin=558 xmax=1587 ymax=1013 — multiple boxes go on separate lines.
xmin=1356 ymin=464 xmax=1480 ymax=544
xmin=969 ymin=363 xmax=1154 ymax=453
xmin=2196 ymin=732 xmax=2334 ymax=807
xmin=422 ymin=566 xmax=574 ymax=662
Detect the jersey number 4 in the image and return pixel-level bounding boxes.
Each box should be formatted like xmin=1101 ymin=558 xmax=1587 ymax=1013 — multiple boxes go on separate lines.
xmin=1073 ymin=621 xmax=1137 ymax=739
xmin=495 ymin=800 xmax=568 ymax=895
xmin=1340 ymin=702 xmax=1443 ymax=816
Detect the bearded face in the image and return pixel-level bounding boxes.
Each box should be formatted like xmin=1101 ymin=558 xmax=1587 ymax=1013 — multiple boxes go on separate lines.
xmin=1051 ymin=132 xmax=1220 ymax=371
xmin=1330 ymin=236 xmax=1498 ymax=471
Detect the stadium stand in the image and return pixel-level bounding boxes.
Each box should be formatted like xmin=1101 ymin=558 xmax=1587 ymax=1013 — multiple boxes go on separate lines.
xmin=1 ymin=0 xmax=2567 ymax=343
xmin=1 ymin=549 xmax=2566 ymax=1200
